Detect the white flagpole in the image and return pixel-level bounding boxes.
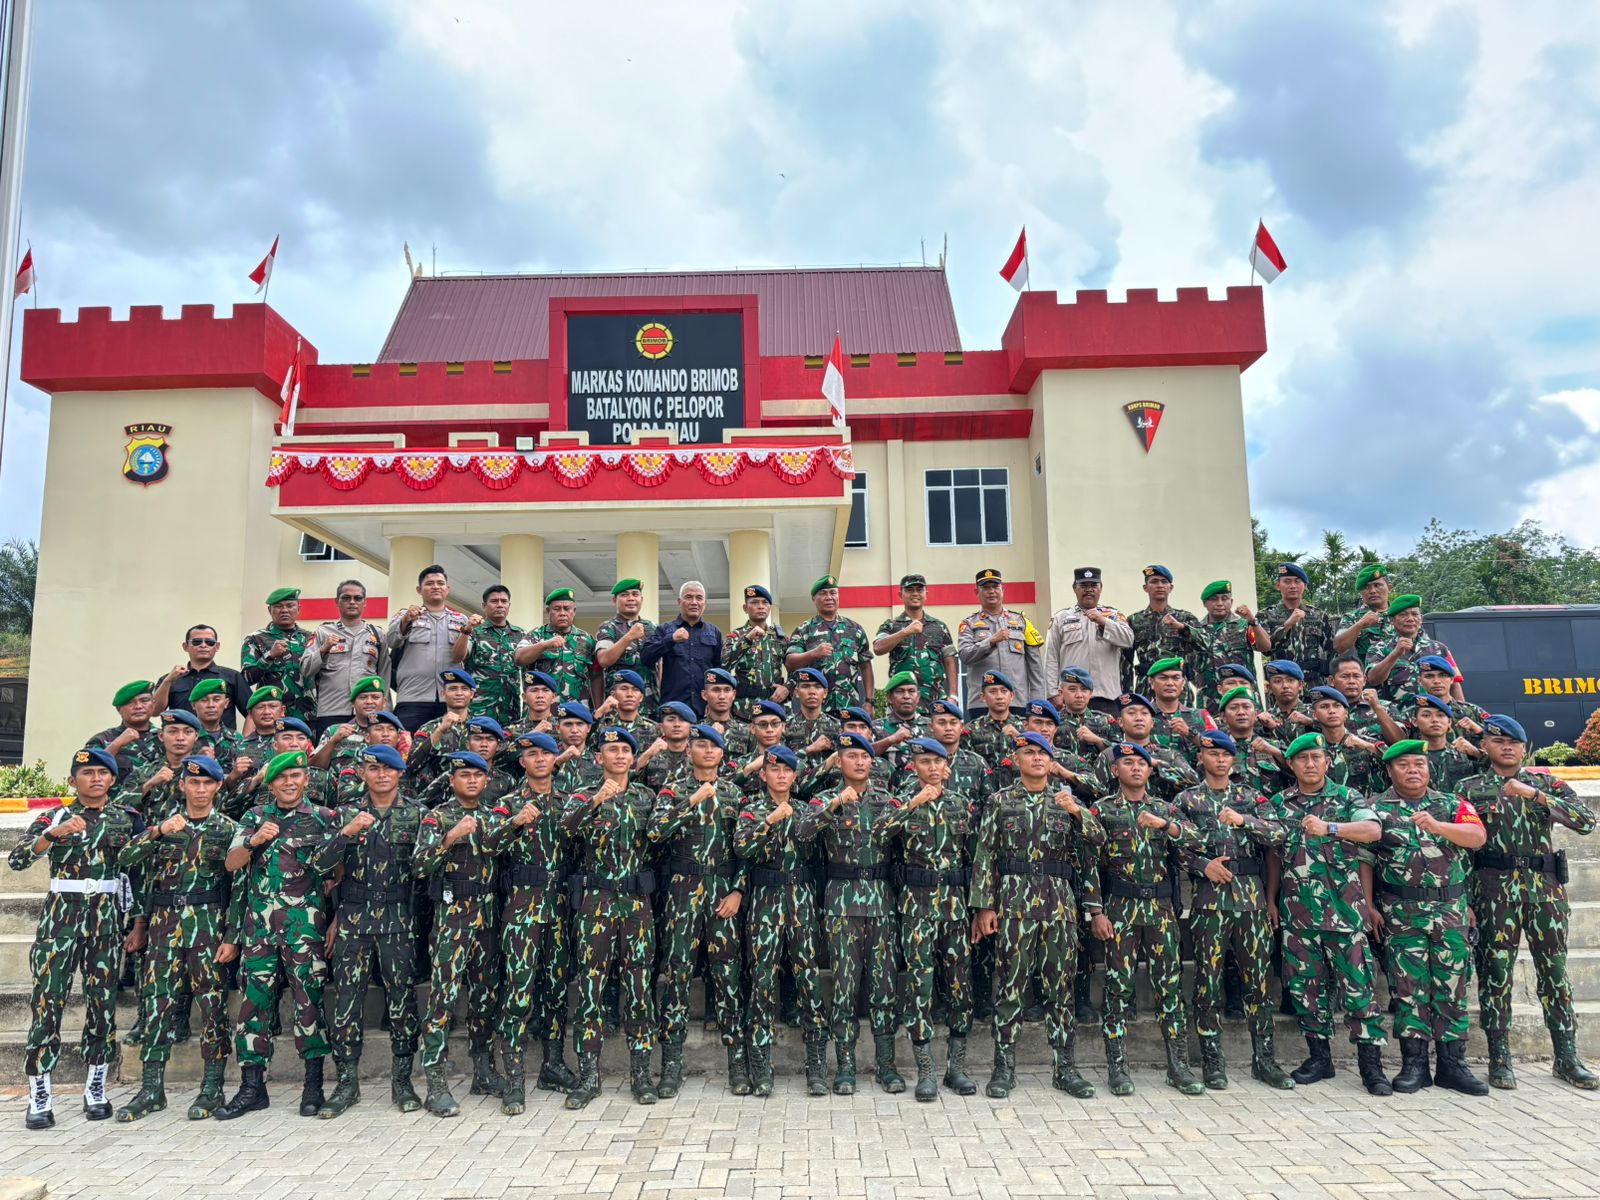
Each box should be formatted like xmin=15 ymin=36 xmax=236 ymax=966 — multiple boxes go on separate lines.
xmin=1248 ymin=219 xmax=1260 ymax=288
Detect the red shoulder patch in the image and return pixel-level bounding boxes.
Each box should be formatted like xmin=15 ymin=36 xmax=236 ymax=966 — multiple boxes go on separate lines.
xmin=492 ymin=806 xmax=511 ymax=817
xmin=739 ymin=811 xmax=757 ymax=821
xmin=888 ymin=797 xmax=904 ymax=808
xmin=1454 ymin=799 xmax=1483 ymax=827
xmin=421 ymin=815 xmax=438 ymax=826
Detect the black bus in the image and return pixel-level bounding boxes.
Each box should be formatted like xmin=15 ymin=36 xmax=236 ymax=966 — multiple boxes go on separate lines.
xmin=1425 ymin=605 xmax=1600 ymax=748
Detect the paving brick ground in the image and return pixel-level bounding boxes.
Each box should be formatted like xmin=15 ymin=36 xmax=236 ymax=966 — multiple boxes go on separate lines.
xmin=2 ymin=1066 xmax=1597 ymax=1200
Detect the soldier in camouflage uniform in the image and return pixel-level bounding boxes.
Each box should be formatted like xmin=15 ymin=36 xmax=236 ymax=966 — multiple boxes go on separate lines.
xmin=735 ymin=744 xmax=827 ymax=1097
xmin=311 ymin=744 xmax=424 ymax=1118
xmin=1051 ymin=666 xmax=1117 ymax=756
xmin=786 ymin=574 xmax=875 ymax=708
xmin=1174 ymin=731 xmax=1294 ymax=1090
xmin=89 ymin=680 xmax=163 ymax=777
xmin=969 ymin=732 xmax=1105 ymax=1098
xmin=118 ymin=708 xmax=204 ymax=825
xmin=784 ymin=668 xmax=841 ymax=797
xmin=594 ymin=578 xmax=657 ymax=706
xmin=723 ymin=584 xmax=790 ymax=713
xmin=1265 ymin=733 xmax=1392 ymax=1095
xmin=1411 ymin=694 xmax=1479 ymax=792
xmin=485 ymin=732 xmax=580 ymax=1112
xmin=11 ymin=747 xmax=136 ymax=1129
xmin=801 ymin=732 xmax=901 ymax=1096
xmin=189 ymin=677 xmax=247 ymax=775
xmin=1126 ymin=565 xmax=1206 ymax=693
xmin=1214 ymin=686 xmax=1290 ymax=798
xmin=1305 ymin=686 xmax=1386 ymax=794
xmin=515 ymin=586 xmax=597 ymax=705
xmin=1089 ymin=693 xmax=1199 ymax=799
xmin=237 ymin=685 xmax=288 ymax=770
xmin=559 ymin=728 xmax=661 ymax=1108
xmin=115 ymin=756 xmax=239 ymax=1123
xmin=962 ymin=669 xmax=1019 ymax=768
xmin=506 ymin=670 xmax=562 ymax=743
xmin=873 ymin=573 xmax=958 ymax=710
xmin=730 ymin=699 xmax=790 ymax=796
xmin=636 ymin=701 xmax=694 ymax=791
xmin=1404 ymin=655 xmax=1488 ymax=742
xmin=1196 ymin=581 xmax=1271 ymax=708
xmin=1332 ymin=561 xmax=1394 ymax=660
xmin=241 ymin=586 xmax=315 ymax=722
xmin=229 ymin=718 xmax=339 ymax=815
xmin=650 ymin=725 xmax=748 ymax=1096
xmin=1145 ymin=656 xmax=1208 ymax=763
xmin=989 ymin=700 xmax=1097 ymax=796
xmin=1365 ymin=593 xmax=1454 ymax=705
xmin=1456 ymin=715 xmax=1598 ymax=1089
xmin=458 ymin=584 xmax=526 ymax=727
xmin=420 ymin=716 xmax=518 ymax=809
xmin=1258 ymin=563 xmax=1337 ymax=686
xmin=1369 ymin=740 xmax=1489 ymax=1095
xmin=407 ymin=668 xmax=478 ymax=794
xmin=553 ymin=702 xmax=605 ymax=794
xmin=882 ymin=737 xmax=977 ymax=1100
xmin=1084 ymin=743 xmax=1205 ymax=1096
xmin=1259 ymin=659 xmax=1312 ymax=746
xmin=1325 ymin=653 xmax=1405 ymax=745
xmin=877 ymin=671 xmax=928 ymax=760
xmin=589 ymin=668 xmax=659 ymax=751
xmin=699 ymin=667 xmax=756 ymax=763
xmin=413 ymin=751 xmax=509 ymax=1117
xmin=215 ymin=750 xmax=340 ymax=1120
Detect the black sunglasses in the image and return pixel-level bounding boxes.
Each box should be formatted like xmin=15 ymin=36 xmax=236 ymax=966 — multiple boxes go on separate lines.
xmin=189 ymin=638 xmax=218 ymax=647
xmin=338 ymin=593 xmax=365 ymax=602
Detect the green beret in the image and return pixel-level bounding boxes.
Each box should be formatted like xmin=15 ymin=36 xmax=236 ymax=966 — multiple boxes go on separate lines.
xmin=246 ymin=686 xmax=282 ymax=710
xmin=1355 ymin=564 xmax=1388 ymax=589
xmin=1199 ymin=580 xmax=1232 ymax=602
xmin=1285 ymin=732 xmax=1326 ymax=759
xmin=1386 ymin=593 xmax=1422 ymax=618
xmin=544 ymin=587 xmax=575 ymax=605
xmin=1146 ymin=656 xmax=1184 ymax=678
xmin=266 ymin=586 xmax=301 ymax=606
xmin=1382 ymin=739 xmax=1427 ymax=763
xmin=610 ymin=578 xmax=642 ymax=597
xmin=1218 ymin=686 xmax=1254 ymax=709
xmin=262 ymin=749 xmax=308 ymax=785
xmin=885 ymin=671 xmax=918 ymax=692
xmin=189 ymin=678 xmax=229 ymax=701
xmin=349 ymin=675 xmax=384 ymax=701
xmin=810 ymin=574 xmax=838 ymax=597
xmin=112 ymin=680 xmax=154 ymax=708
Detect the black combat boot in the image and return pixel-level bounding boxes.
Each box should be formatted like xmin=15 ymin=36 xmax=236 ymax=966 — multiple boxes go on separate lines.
xmin=299 ymin=1056 xmax=327 ymax=1117
xmin=913 ymin=1042 xmax=937 ymax=1102
xmin=805 ymin=1036 xmax=830 ymax=1096
xmin=214 ymin=1063 xmax=269 ymax=1120
xmin=833 ymin=1038 xmax=857 ymax=1095
xmin=318 ymin=1059 xmax=361 ymax=1118
xmin=985 ymin=1043 xmax=1016 ymax=1099
xmin=188 ymin=1059 xmax=227 ymax=1120
xmin=726 ymin=1043 xmax=751 ymax=1096
xmin=538 ymin=1034 xmax=580 ymax=1092
xmin=1052 ymin=1038 xmax=1096 ymax=1099
xmin=424 ymin=1062 xmax=460 ymax=1117
xmin=391 ymin=1054 xmax=422 ymax=1112
xmin=1104 ymin=1037 xmax=1134 ymax=1097
xmin=1198 ymin=1034 xmax=1227 ymax=1090
xmin=470 ymin=1046 xmax=506 ymax=1096
xmin=116 ymin=1061 xmax=166 ymax=1123
xmin=1485 ymin=1030 xmax=1516 ymax=1090
xmin=501 ymin=1045 xmax=527 ymax=1115
xmin=1249 ymin=1016 xmax=1294 ymax=1089
xmin=1433 ymin=1039 xmax=1488 ymax=1096
xmin=748 ymin=1043 xmax=774 ymax=1098
xmin=1391 ymin=1037 xmax=1430 ymax=1093
xmin=1291 ymin=1035 xmax=1334 ymax=1085
xmin=1164 ymin=1035 xmax=1206 ymax=1096
xmin=564 ymin=1052 xmax=601 ymax=1110
xmin=1357 ymin=1043 xmax=1392 ymax=1096
xmin=944 ymin=1035 xmax=977 ymax=1096
xmin=874 ymin=1033 xmax=904 ymax=1094
xmin=657 ymin=1039 xmax=685 ymax=1099
xmin=1553 ymin=1030 xmax=1600 ymax=1089
xmin=630 ymin=1050 xmax=658 ymax=1104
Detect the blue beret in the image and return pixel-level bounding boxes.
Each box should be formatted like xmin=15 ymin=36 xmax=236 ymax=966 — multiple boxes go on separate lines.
xmin=1416 ymin=655 xmax=1454 ymax=674
xmin=1483 ymin=714 xmax=1527 ymax=743
xmin=795 ymin=667 xmax=829 ymax=687
xmin=513 ymin=731 xmax=560 ymax=754
xmin=373 ymin=709 xmax=405 ymax=730
xmin=838 ymin=730 xmax=876 ymax=757
xmin=841 ymin=706 xmax=875 ymax=727
xmin=1142 ymin=564 xmax=1173 ymax=583
xmin=931 ymin=699 xmax=964 ymax=719
xmin=703 ymin=667 xmax=737 ymax=689
xmin=361 ymin=744 xmax=407 ymax=771
xmin=465 ymin=716 xmax=506 ymax=739
xmin=1058 ymin=666 xmax=1094 ymax=688
xmin=1308 ymin=685 xmax=1350 ymax=709
xmin=179 ymin=754 xmax=225 ymax=781
xmin=1219 ymin=662 xmax=1256 ymax=682
xmin=439 ymin=668 xmax=476 ymax=689
xmin=1116 ymin=692 xmax=1156 ymax=715
xmin=1110 ymin=742 xmax=1154 ymax=764
xmin=277 ymin=717 xmax=314 ymax=739
xmin=753 ymin=699 xmax=788 ymax=721
xmin=71 ymin=746 xmax=122 ymax=778
xmin=161 ymin=709 xmax=203 ymax=732
xmin=447 ymin=751 xmax=491 ymax=773
xmin=743 ymin=584 xmax=774 ymax=604
xmin=1276 ymin=562 xmax=1310 ymax=584
xmin=1026 ymin=699 xmax=1060 ymax=724
xmin=690 ymin=723 xmax=727 ymax=750
xmin=981 ymin=670 xmax=1014 ymax=692
xmin=763 ymin=744 xmax=799 ymax=770
xmin=1013 ymin=731 xmax=1055 ymax=754
xmin=557 ymin=701 xmax=595 ymax=725
xmin=1415 ymin=694 xmax=1453 ymax=716
xmin=1264 ymin=660 xmax=1304 ymax=681
xmin=523 ymin=670 xmax=560 ymax=693
xmin=598 ymin=726 xmax=639 ymax=752
xmin=1197 ymin=730 xmax=1238 ymax=755
xmin=613 ymin=669 xmax=647 ymax=691
xmin=906 ymin=736 xmax=948 ymax=760
xmin=658 ymin=701 xmax=696 ymax=723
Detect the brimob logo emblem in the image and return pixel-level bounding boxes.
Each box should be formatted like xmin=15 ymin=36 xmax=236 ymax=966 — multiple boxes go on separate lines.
xmin=635 ymin=322 xmax=674 ymax=360
xmin=1123 ymin=401 xmax=1164 ymax=453
xmin=123 ymin=423 xmax=172 ymax=485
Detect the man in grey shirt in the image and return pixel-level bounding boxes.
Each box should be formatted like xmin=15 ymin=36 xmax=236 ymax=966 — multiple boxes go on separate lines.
xmin=384 ymin=563 xmax=470 ymax=730
xmin=1042 ymin=566 xmax=1134 ymax=713
xmin=300 ymin=579 xmax=388 ymax=736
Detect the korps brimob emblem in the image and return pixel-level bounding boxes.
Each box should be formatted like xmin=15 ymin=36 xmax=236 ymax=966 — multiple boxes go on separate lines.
xmin=635 ymin=322 xmax=673 ymax=360
xmin=123 ymin=423 xmax=172 ymax=485
xmin=1123 ymin=401 xmax=1164 ymax=453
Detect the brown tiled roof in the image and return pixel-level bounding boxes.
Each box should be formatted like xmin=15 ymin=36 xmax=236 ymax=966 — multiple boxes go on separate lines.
xmin=376 ymin=266 xmax=962 ymax=362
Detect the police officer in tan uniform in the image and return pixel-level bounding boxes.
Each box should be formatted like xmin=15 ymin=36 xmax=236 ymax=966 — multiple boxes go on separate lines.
xmin=957 ymin=569 xmax=1045 ymax=705
xmin=1043 ymin=567 xmax=1134 ymax=713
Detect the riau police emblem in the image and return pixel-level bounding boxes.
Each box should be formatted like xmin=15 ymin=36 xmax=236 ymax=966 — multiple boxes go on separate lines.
xmin=123 ymin=423 xmax=171 ymax=485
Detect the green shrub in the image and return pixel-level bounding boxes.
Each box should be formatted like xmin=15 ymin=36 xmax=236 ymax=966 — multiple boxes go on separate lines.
xmin=0 ymin=759 xmax=70 ymax=798
xmin=1534 ymin=742 xmax=1578 ymax=767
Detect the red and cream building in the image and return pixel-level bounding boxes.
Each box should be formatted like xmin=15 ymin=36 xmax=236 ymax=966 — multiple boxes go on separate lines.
xmin=19 ymin=266 xmax=1266 ymax=770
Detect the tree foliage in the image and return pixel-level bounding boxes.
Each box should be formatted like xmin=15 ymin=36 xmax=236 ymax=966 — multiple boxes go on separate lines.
xmin=0 ymin=538 xmax=37 ymax=635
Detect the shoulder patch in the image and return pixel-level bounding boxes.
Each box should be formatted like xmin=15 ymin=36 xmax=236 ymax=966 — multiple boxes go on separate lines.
xmin=492 ymin=806 xmax=511 ymax=817
xmin=421 ymin=815 xmax=438 ymax=826
xmin=739 ymin=811 xmax=757 ymax=821
xmin=1454 ymin=799 xmax=1483 ymax=827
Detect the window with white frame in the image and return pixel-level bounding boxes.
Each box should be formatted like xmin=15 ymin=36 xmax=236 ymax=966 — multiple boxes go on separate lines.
xmin=845 ymin=473 xmax=869 ymax=548
xmin=298 ymin=534 xmax=353 ymax=563
xmin=925 ymin=468 xmax=1010 ymax=546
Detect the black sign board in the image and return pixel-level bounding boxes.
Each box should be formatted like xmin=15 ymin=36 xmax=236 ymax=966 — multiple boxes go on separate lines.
xmin=566 ymin=312 xmax=746 ymax=445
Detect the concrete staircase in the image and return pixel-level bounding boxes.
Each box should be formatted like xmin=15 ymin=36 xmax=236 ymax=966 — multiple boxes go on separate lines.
xmin=2 ymin=787 xmax=1597 ymax=1086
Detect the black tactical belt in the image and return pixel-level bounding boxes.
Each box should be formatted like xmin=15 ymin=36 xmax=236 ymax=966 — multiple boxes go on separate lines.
xmin=1474 ymin=850 xmax=1560 ymax=875
xmin=1192 ymin=859 xmax=1263 ymax=880
xmin=826 ymin=862 xmax=891 ymax=882
xmin=664 ymin=856 xmax=736 ymax=879
xmin=998 ymin=857 xmax=1076 ymax=883
xmin=901 ymin=865 xmax=967 ymax=889
xmin=505 ymin=864 xmax=562 ymax=888
xmin=338 ymin=881 xmax=411 ymax=906
xmin=1106 ymin=879 xmax=1176 ymax=901
xmin=751 ymin=866 xmax=803 ymax=888
xmin=1381 ymin=882 xmax=1467 ymax=902
xmin=148 ymin=887 xmax=224 ymax=909
xmin=437 ymin=877 xmax=494 ymax=900
xmin=585 ymin=871 xmax=655 ymax=897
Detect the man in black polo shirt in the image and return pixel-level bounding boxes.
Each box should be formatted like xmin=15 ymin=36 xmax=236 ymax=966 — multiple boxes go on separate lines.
xmin=151 ymin=624 xmax=246 ymax=730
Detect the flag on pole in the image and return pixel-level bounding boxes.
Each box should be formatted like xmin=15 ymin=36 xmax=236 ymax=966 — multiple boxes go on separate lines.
xmin=13 ymin=247 xmax=34 ymax=299
xmin=822 ymin=335 xmax=846 ymax=427
xmin=1249 ymin=222 xmax=1286 ymax=283
xmin=999 ymin=227 xmax=1029 ymax=292
xmin=279 ymin=337 xmax=303 ymax=436
xmin=250 ymin=235 xmax=279 ymax=293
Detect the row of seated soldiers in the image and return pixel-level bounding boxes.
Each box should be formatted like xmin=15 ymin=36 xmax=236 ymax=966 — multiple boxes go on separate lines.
xmin=12 ymin=649 xmax=1596 ymax=1128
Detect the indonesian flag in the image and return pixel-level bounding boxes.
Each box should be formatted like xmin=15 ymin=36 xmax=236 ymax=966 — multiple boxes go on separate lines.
xmin=12 ymin=247 xmax=33 ymax=299
xmin=822 ymin=334 xmax=846 ymax=427
xmin=249 ymin=235 xmax=279 ymax=293
xmin=1250 ymin=222 xmax=1286 ymax=283
xmin=999 ymin=227 xmax=1028 ymax=291
xmin=279 ymin=337 xmax=303 ymax=436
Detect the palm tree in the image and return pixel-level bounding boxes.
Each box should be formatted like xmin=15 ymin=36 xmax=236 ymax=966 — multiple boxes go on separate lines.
xmin=0 ymin=539 xmax=37 ymax=635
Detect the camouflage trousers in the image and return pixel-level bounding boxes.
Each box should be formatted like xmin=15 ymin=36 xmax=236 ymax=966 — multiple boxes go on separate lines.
xmin=1101 ymin=904 xmax=1184 ymax=1042
xmin=235 ymin=933 xmax=330 ymax=1065
xmin=1282 ymin=924 xmax=1384 ymax=1045
xmin=139 ymin=940 xmax=228 ymax=1065
xmin=992 ymin=915 xmax=1076 ymax=1049
xmin=1474 ymin=889 xmax=1576 ymax=1036
xmin=900 ymin=913 xmax=972 ymax=1043
xmin=571 ymin=897 xmax=654 ymax=1057
xmin=657 ymin=879 xmax=744 ymax=1048
xmin=746 ymin=887 xmax=826 ymax=1049
xmin=420 ymin=900 xmax=500 ymax=1068
xmin=826 ymin=913 xmax=897 ymax=1044
xmin=1189 ymin=908 xmax=1273 ymax=1037
xmin=327 ymin=930 xmax=418 ymax=1062
xmin=1385 ymin=904 xmax=1470 ymax=1042
xmin=497 ymin=905 xmax=571 ymax=1048
xmin=25 ymin=916 xmax=121 ymax=1075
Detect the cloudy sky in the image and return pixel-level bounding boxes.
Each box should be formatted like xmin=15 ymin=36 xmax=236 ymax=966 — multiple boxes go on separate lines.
xmin=2 ymin=0 xmax=1597 ymax=552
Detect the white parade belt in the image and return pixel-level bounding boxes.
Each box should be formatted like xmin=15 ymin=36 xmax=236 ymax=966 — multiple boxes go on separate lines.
xmin=49 ymin=878 xmax=121 ymax=894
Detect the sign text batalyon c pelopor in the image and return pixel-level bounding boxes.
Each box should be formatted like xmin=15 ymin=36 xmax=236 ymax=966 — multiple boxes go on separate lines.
xmin=566 ymin=312 xmax=745 ymax=445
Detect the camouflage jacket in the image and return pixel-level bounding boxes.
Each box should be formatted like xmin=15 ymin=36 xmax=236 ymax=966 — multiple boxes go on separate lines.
xmin=1319 ymin=731 xmax=1385 ymax=796
xmin=1054 ymin=706 xmax=1118 ymax=755
xmin=963 ymin=712 xmax=1018 ymax=770
xmin=721 ymin=620 xmax=788 ymax=706
xmin=1338 ymin=603 xmax=1391 ymax=661
xmin=734 ymin=793 xmax=823 ymax=924
xmin=1198 ymin=616 xmax=1257 ymax=703
xmin=702 ymin=715 xmax=755 ymax=766
xmin=784 ymin=713 xmax=842 ymax=796
xmin=587 ymin=713 xmax=659 ymax=752
xmin=651 ymin=774 xmax=747 ymax=894
xmin=1371 ymin=786 xmax=1477 ymax=930
xmin=240 ymin=625 xmax=315 ymax=717
xmin=485 ymin=782 xmax=575 ymax=927
xmin=87 ymin=724 xmax=163 ymax=778
xmin=10 ymin=802 xmax=142 ymax=943
xmin=559 ymin=782 xmax=658 ymax=919
xmin=407 ymin=713 xmax=474 ymax=791
xmin=227 ymin=765 xmax=339 ymax=819
xmin=1089 ymin=792 xmax=1202 ymax=926
xmin=1266 ymin=783 xmax=1377 ymax=933
xmin=1174 ymin=782 xmax=1283 ymax=913
xmin=640 ymin=746 xmax=688 ymax=793
xmin=594 ymin=615 xmax=657 ymax=702
xmin=119 ymin=809 xmax=237 ymax=945
xmin=1149 ymin=703 xmax=1209 ymax=764
xmin=1228 ymin=739 xmax=1291 ymax=801
xmin=419 ymin=767 xmax=518 ymax=812
xmin=414 ymin=797 xmax=507 ymax=916
xmin=802 ymin=784 xmax=900 ymax=919
xmin=1258 ymin=602 xmax=1337 ymax=685
xmin=1127 ymin=605 xmax=1206 ymax=692
xmin=1091 ymin=741 xmax=1199 ymax=800
xmin=786 ymin=615 xmax=874 ymax=707
xmin=968 ymin=783 xmax=1105 ymax=921
xmin=520 ymin=623 xmax=597 ymax=703
xmin=555 ymin=755 xmax=605 ymax=798
xmin=465 ymin=622 xmax=527 ymax=727
xmin=229 ymin=800 xmax=339 ymax=944
xmin=875 ymin=612 xmax=955 ymax=709
xmin=311 ymin=796 xmax=423 ymax=938
xmin=1424 ymin=745 xmax=1479 ymax=794
xmin=881 ymin=786 xmax=973 ymax=920
xmin=116 ymin=756 xmax=191 ymax=826
xmin=1455 ymin=768 xmax=1596 ymax=907
xmin=1366 ymin=631 xmax=1451 ymax=704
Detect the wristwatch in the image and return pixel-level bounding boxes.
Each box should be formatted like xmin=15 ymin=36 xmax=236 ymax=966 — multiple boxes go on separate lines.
xmin=1327 ymin=823 xmax=1340 ymax=838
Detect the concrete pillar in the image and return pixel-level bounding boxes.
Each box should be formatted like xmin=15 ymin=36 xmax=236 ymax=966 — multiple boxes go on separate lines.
xmin=387 ymin=536 xmax=436 ymax=617
xmin=728 ymin=528 xmax=774 ymax=630
xmin=500 ymin=533 xmax=546 ymax=630
xmin=615 ymin=530 xmax=661 ymax=624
